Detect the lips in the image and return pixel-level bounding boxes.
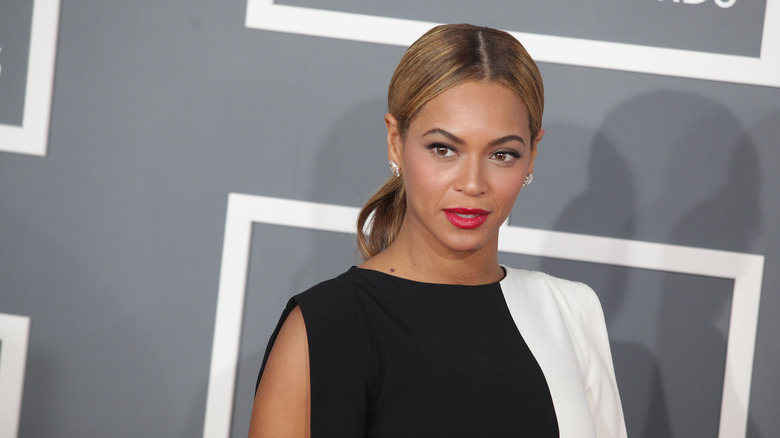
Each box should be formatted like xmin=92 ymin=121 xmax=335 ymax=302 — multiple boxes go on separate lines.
xmin=443 ymin=208 xmax=490 ymax=229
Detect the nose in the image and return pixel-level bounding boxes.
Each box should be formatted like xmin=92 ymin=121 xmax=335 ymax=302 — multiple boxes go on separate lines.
xmin=453 ymin=158 xmax=488 ymax=196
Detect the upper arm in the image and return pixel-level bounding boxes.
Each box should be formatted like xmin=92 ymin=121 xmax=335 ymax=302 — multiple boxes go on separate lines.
xmin=248 ymin=305 xmax=311 ymax=438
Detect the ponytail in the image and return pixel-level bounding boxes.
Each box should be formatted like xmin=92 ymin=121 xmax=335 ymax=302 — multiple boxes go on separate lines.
xmin=357 ymin=176 xmax=406 ymax=260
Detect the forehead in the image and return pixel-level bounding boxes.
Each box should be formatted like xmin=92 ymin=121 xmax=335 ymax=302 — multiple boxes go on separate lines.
xmin=409 ymin=81 xmax=530 ymax=138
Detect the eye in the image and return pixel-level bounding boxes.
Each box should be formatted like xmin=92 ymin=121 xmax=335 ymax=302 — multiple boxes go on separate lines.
xmin=491 ymin=150 xmax=521 ymax=163
xmin=427 ymin=142 xmax=456 ymax=158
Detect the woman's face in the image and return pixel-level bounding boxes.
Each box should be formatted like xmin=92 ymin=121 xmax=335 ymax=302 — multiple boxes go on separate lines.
xmin=387 ymin=80 xmax=542 ymax=255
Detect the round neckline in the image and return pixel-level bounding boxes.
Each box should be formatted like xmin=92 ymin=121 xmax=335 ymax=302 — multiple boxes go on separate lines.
xmin=350 ymin=265 xmax=507 ymax=288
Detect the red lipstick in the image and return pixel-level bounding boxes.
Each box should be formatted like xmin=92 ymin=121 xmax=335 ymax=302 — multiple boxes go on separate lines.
xmin=443 ymin=208 xmax=490 ymax=229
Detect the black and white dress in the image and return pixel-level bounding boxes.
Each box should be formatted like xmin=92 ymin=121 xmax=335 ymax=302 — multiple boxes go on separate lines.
xmin=256 ymin=266 xmax=627 ymax=437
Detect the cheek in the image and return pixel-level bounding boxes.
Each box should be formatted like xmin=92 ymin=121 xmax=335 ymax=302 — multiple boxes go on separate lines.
xmin=491 ymin=172 xmax=526 ymax=204
xmin=404 ymin=162 xmax=447 ymax=204
xmin=402 ymin=150 xmax=449 ymax=197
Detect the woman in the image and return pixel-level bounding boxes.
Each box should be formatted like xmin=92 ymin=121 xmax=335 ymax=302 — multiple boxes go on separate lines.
xmin=249 ymin=24 xmax=627 ymax=437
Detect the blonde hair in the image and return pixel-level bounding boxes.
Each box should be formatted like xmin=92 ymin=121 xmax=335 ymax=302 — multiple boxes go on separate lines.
xmin=357 ymin=23 xmax=545 ymax=260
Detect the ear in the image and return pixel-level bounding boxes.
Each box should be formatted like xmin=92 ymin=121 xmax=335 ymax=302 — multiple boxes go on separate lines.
xmin=385 ymin=113 xmax=403 ymax=166
xmin=527 ymin=128 xmax=544 ymax=175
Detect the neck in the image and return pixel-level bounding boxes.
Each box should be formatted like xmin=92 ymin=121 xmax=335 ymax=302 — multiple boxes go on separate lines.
xmin=362 ymin=222 xmax=504 ymax=285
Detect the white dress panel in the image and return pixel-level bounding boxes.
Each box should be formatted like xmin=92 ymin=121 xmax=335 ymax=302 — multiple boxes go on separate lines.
xmin=500 ymin=267 xmax=628 ymax=438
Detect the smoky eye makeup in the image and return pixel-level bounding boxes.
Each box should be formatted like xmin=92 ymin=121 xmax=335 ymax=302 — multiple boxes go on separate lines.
xmin=425 ymin=142 xmax=456 ymax=157
xmin=488 ymin=149 xmax=522 ymax=164
xmin=496 ymin=149 xmax=521 ymax=158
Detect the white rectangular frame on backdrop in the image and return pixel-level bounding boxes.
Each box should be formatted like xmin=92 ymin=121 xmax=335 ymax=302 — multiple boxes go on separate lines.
xmin=203 ymin=193 xmax=764 ymax=438
xmin=245 ymin=0 xmax=780 ymax=88
xmin=0 ymin=313 xmax=31 ymax=438
xmin=0 ymin=0 xmax=61 ymax=156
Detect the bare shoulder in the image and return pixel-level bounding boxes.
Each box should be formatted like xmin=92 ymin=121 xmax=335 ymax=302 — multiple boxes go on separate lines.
xmin=248 ymin=306 xmax=311 ymax=437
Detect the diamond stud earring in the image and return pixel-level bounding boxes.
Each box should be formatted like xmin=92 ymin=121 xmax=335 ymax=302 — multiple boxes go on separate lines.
xmin=389 ymin=160 xmax=401 ymax=177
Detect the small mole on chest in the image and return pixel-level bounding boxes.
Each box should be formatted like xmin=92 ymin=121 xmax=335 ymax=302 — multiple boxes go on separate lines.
xmin=390 ymin=268 xmax=395 ymax=273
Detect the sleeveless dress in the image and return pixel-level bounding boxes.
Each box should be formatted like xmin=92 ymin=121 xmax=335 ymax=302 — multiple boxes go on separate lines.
xmin=256 ymin=266 xmax=627 ymax=437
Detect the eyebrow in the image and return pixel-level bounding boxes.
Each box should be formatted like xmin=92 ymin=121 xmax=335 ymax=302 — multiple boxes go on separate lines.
xmin=422 ymin=128 xmax=525 ymax=146
xmin=423 ymin=128 xmax=465 ymax=145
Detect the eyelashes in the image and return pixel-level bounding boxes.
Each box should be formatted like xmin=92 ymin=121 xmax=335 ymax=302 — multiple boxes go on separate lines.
xmin=424 ymin=142 xmax=522 ymax=163
xmin=491 ymin=150 xmax=521 ymax=163
xmin=426 ymin=142 xmax=455 ymax=157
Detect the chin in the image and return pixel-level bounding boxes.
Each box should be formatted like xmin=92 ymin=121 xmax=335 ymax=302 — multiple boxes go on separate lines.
xmin=439 ymin=234 xmax=495 ymax=254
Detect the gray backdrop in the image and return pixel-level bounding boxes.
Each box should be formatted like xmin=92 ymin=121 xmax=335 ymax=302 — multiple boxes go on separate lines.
xmin=1 ymin=1 xmax=779 ymax=437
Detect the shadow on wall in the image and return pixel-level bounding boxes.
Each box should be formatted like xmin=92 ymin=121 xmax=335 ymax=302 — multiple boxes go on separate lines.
xmin=296 ymin=96 xmax=388 ymax=287
xmin=219 ymin=97 xmax=389 ymax=438
xmin=542 ymin=90 xmax=763 ymax=437
xmin=537 ymin=129 xmax=673 ymax=438
xmin=655 ymin=96 xmax=761 ymax=438
xmin=741 ymin=109 xmax=780 ymax=438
